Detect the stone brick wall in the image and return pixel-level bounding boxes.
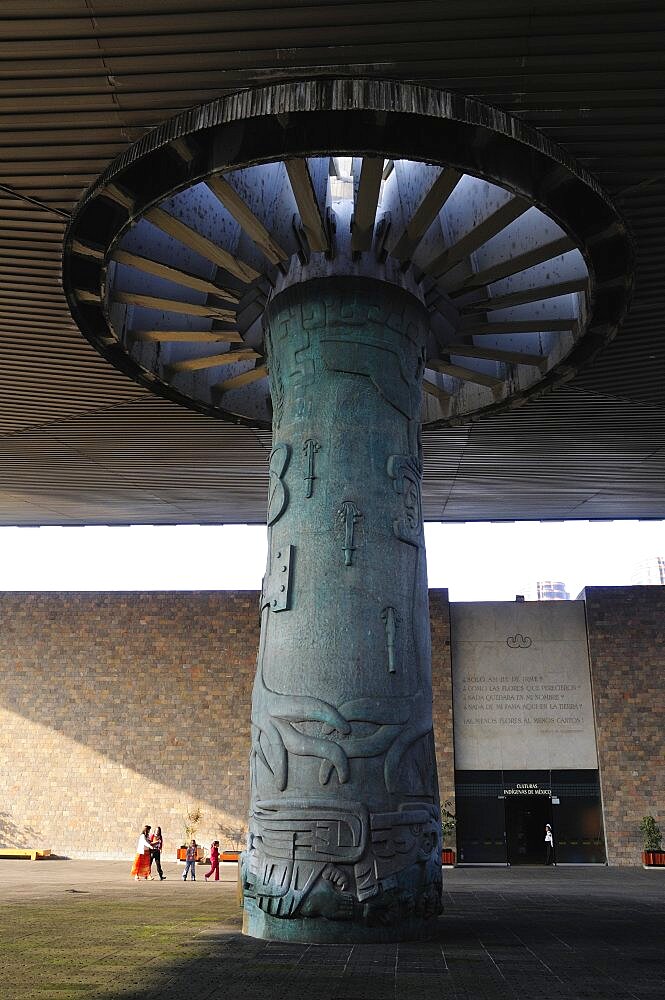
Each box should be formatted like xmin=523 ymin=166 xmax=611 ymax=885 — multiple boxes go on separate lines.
xmin=0 ymin=592 xmax=258 ymax=860
xmin=584 ymin=586 xmax=665 ymax=866
xmin=429 ymin=590 xmax=455 ymax=826
xmin=0 ymin=589 xmax=455 ymax=861
xmin=4 ymin=585 xmax=662 ymax=866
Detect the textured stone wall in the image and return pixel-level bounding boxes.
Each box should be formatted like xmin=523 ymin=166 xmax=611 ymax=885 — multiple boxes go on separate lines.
xmin=0 ymin=592 xmax=258 ymax=860
xmin=429 ymin=590 xmax=455 ymax=820
xmin=4 ymin=585 xmax=663 ymax=867
xmin=0 ymin=589 xmax=455 ymax=861
xmin=584 ymin=586 xmax=665 ymax=866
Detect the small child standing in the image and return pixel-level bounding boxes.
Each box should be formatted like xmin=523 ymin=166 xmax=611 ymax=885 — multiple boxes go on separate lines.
xmin=182 ymin=839 xmax=198 ymax=881
xmin=204 ymin=840 xmax=220 ymax=882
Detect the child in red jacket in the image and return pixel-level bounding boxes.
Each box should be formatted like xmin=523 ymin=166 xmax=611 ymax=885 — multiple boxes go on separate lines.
xmin=204 ymin=840 xmax=220 ymax=881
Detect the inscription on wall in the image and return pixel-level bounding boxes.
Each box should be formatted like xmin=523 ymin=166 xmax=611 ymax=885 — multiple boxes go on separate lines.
xmin=451 ymin=602 xmax=598 ymax=771
xmin=459 ymin=671 xmax=586 ymax=728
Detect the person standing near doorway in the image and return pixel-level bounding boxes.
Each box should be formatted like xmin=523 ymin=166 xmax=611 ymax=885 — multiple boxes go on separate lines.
xmin=150 ymin=826 xmax=166 ymax=880
xmin=545 ymin=823 xmax=555 ymax=865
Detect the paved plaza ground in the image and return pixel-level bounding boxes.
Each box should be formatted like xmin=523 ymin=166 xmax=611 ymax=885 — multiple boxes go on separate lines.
xmin=0 ymin=860 xmax=663 ymax=1000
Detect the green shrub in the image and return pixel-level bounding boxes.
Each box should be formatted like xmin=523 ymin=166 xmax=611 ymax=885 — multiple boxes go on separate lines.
xmin=639 ymin=815 xmax=662 ymax=851
xmin=441 ymin=798 xmax=456 ymax=847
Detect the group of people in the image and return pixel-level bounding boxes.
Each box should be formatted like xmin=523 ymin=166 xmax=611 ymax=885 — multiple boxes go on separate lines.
xmin=181 ymin=839 xmax=220 ymax=881
xmin=130 ymin=825 xmax=166 ymax=881
xmin=130 ymin=826 xmax=222 ymax=881
xmin=131 ymin=823 xmax=555 ymax=876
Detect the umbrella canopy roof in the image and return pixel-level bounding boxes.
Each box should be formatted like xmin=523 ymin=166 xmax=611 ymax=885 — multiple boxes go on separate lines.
xmin=0 ymin=5 xmax=663 ymax=524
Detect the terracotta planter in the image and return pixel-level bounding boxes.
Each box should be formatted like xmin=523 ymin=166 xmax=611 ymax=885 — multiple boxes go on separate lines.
xmin=221 ymin=850 xmax=240 ymax=863
xmin=441 ymin=848 xmax=456 ymax=866
xmin=642 ymin=850 xmax=665 ymax=866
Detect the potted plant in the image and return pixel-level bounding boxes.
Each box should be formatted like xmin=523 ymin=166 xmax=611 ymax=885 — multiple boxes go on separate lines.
xmin=640 ymin=815 xmax=665 ymax=867
xmin=441 ymin=799 xmax=457 ymax=866
xmin=177 ymin=806 xmax=204 ymax=862
xmin=219 ymin=821 xmax=247 ymax=862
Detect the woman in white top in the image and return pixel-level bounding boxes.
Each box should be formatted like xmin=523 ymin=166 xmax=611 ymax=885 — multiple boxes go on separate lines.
xmin=130 ymin=824 xmax=153 ymax=880
xmin=545 ymin=823 xmax=555 ymax=866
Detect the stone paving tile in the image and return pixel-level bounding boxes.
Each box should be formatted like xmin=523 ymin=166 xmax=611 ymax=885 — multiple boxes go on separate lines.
xmin=1 ymin=863 xmax=664 ymax=999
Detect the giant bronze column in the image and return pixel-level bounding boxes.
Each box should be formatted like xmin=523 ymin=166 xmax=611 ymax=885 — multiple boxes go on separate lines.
xmin=242 ymin=277 xmax=441 ymax=941
xmin=63 ymin=80 xmax=631 ymax=944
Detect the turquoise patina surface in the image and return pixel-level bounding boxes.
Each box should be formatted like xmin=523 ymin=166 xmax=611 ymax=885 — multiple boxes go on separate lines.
xmin=241 ymin=277 xmax=443 ymax=942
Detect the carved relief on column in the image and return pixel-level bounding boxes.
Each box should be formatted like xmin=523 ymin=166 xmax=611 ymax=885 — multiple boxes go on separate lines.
xmin=388 ymin=455 xmax=424 ymax=548
xmin=381 ymin=606 xmax=399 ymax=674
xmin=302 ymin=438 xmax=320 ymax=498
xmin=336 ymin=500 xmax=362 ymax=567
xmin=243 ymin=277 xmax=441 ymax=942
xmin=267 ymin=443 xmax=290 ymax=526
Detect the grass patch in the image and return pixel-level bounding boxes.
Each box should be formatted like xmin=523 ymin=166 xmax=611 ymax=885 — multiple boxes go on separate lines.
xmin=0 ymin=894 xmax=242 ymax=999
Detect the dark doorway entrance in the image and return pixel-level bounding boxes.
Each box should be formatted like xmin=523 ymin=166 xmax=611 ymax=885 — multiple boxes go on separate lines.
xmin=505 ymin=796 xmax=552 ymax=865
xmin=455 ymin=769 xmax=606 ymax=865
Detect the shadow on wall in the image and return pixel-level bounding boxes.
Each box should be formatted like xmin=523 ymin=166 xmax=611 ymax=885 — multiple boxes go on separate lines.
xmin=0 ymin=810 xmax=43 ymax=850
xmin=0 ymin=589 xmax=456 ymax=858
xmin=0 ymin=592 xmax=259 ymax=856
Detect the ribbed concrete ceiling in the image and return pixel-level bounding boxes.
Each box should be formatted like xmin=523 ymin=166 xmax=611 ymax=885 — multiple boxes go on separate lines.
xmin=0 ymin=1 xmax=664 ymax=524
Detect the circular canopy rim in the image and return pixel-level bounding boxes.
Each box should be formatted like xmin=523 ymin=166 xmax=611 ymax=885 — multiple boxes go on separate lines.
xmin=63 ymin=78 xmax=634 ymax=431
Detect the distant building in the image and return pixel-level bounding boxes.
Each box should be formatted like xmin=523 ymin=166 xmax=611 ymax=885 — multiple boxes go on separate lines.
xmin=527 ymin=580 xmax=570 ymax=601
xmin=631 ymin=556 xmax=665 ymax=585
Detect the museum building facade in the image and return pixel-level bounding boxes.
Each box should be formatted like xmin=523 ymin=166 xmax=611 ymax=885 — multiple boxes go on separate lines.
xmin=0 ymin=585 xmax=661 ymax=867
xmin=452 ymin=599 xmax=604 ymax=866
